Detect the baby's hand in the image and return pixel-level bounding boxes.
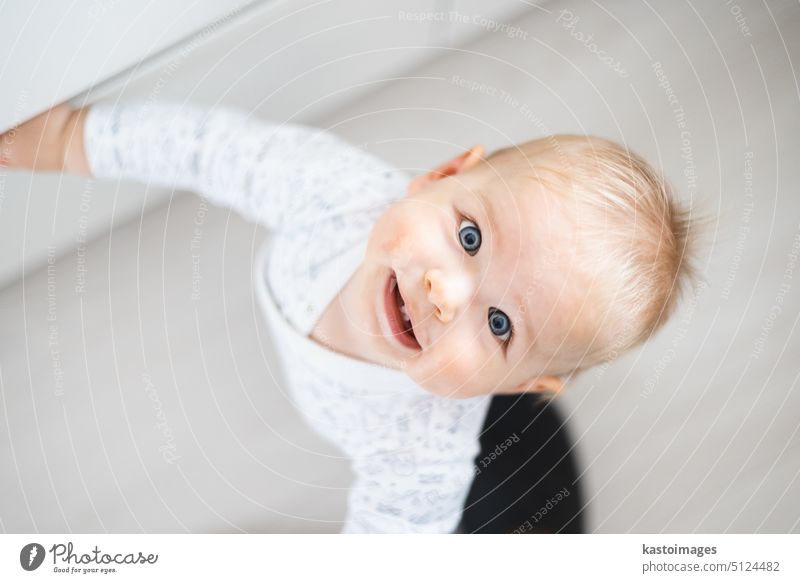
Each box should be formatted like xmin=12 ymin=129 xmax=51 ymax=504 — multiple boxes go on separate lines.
xmin=0 ymin=104 xmax=90 ymax=175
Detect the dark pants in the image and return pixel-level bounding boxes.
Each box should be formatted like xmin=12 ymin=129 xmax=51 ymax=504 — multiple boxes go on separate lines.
xmin=459 ymin=394 xmax=586 ymax=533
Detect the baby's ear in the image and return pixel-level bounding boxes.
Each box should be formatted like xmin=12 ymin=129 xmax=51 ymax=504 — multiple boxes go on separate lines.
xmin=503 ymin=375 xmax=564 ymax=397
xmin=406 ymin=145 xmax=485 ymax=196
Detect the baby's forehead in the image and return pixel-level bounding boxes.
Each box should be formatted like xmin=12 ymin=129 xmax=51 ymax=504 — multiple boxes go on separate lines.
xmin=469 ymin=174 xmax=576 ymax=255
xmin=478 ymin=176 xmax=593 ymax=318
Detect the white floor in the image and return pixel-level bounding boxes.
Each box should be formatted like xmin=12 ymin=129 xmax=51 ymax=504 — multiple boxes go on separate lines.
xmin=1 ymin=0 xmax=798 ymax=533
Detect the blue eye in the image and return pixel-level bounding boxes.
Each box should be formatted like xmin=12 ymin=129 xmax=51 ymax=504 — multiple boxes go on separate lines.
xmin=458 ymin=219 xmax=481 ymax=255
xmin=488 ymin=308 xmax=512 ymax=342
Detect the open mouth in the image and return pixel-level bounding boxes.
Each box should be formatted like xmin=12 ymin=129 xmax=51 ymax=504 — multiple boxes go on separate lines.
xmin=384 ymin=272 xmax=421 ymax=351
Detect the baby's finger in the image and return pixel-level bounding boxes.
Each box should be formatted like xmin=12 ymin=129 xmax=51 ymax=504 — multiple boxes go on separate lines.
xmin=1 ymin=128 xmax=16 ymax=165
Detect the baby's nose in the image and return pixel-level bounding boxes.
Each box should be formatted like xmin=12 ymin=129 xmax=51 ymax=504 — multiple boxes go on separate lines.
xmin=424 ymin=269 xmax=472 ymax=323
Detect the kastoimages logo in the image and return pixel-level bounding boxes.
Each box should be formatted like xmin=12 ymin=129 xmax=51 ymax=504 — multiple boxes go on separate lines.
xmin=20 ymin=543 xmax=46 ymax=571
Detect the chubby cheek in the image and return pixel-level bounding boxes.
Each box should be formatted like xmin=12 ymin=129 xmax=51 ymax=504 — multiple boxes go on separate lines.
xmin=367 ymin=202 xmax=442 ymax=269
xmin=407 ymin=335 xmax=497 ymax=398
xmin=368 ymin=209 xmax=415 ymax=266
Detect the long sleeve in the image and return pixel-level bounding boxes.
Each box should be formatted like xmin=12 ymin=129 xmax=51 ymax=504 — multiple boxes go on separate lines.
xmin=342 ymin=446 xmax=479 ymax=534
xmin=83 ymin=100 xmax=407 ymax=232
xmin=340 ymin=397 xmax=489 ymax=534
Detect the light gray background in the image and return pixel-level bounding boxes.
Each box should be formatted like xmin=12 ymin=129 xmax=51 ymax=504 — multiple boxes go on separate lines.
xmin=0 ymin=0 xmax=798 ymax=533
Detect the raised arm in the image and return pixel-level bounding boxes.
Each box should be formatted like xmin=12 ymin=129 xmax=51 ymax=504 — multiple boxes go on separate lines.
xmin=2 ymin=101 xmax=409 ymax=232
xmin=84 ymin=101 xmax=397 ymax=231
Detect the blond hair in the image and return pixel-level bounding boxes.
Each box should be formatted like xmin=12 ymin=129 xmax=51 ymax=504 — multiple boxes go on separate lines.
xmin=487 ymin=135 xmax=697 ymax=369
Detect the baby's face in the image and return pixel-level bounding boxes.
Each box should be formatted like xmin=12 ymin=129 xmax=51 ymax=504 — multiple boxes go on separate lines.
xmin=354 ymin=161 xmax=585 ymax=398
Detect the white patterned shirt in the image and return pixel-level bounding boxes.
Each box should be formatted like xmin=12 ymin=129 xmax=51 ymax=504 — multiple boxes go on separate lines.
xmin=84 ymin=101 xmax=491 ymax=533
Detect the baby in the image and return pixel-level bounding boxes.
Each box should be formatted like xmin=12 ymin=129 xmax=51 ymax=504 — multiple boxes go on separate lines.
xmin=1 ymin=101 xmax=694 ymax=532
